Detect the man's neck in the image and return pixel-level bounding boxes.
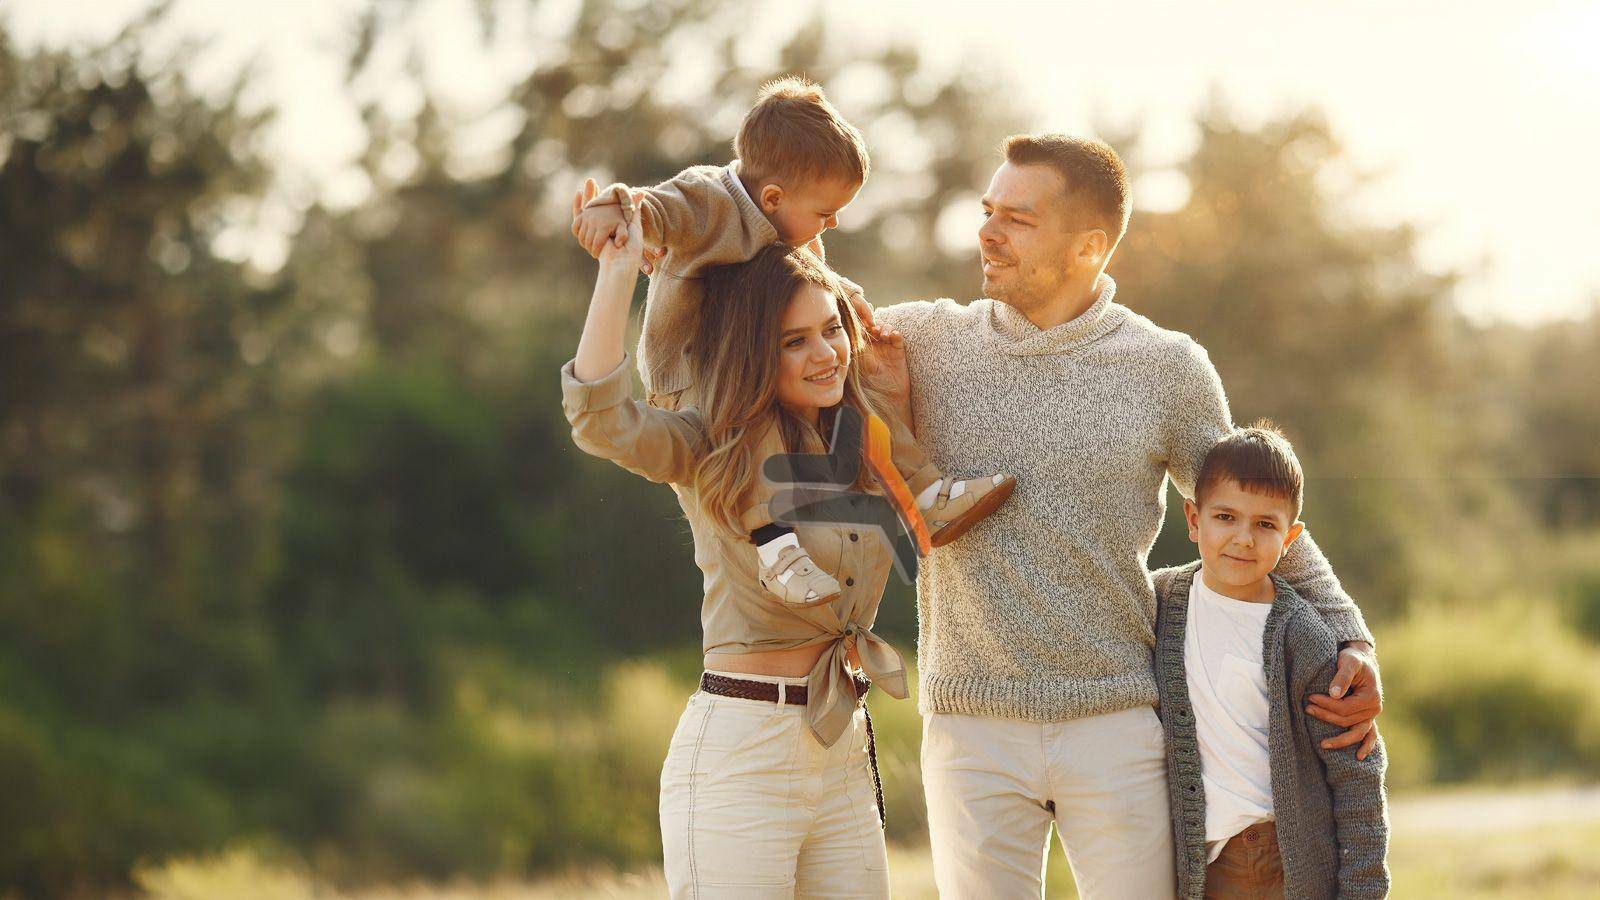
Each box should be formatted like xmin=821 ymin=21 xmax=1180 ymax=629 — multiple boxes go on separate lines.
xmin=1022 ymin=276 xmax=1102 ymax=330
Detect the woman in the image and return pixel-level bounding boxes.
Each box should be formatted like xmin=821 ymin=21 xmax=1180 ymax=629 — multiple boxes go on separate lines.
xmin=561 ymin=194 xmax=908 ymax=897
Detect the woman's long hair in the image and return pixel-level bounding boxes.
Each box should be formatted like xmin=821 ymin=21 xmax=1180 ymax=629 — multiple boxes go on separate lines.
xmin=689 ymin=245 xmax=886 ymax=539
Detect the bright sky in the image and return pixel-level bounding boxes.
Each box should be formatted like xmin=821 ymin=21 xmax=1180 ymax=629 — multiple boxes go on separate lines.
xmin=8 ymin=0 xmax=1600 ymax=324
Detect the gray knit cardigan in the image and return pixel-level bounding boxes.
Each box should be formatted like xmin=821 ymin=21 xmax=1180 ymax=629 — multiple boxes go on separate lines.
xmin=1154 ymin=561 xmax=1391 ymax=899
xmin=877 ymin=284 xmax=1374 ymax=723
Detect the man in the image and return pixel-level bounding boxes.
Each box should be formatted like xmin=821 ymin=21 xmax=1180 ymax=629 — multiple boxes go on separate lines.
xmin=869 ymin=135 xmax=1381 ymax=898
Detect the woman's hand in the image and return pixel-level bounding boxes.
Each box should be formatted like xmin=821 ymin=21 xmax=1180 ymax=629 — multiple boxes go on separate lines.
xmin=572 ymin=188 xmax=647 ymax=382
xmin=597 ymin=189 xmax=646 ymax=273
xmin=572 ymin=179 xmax=661 ymax=274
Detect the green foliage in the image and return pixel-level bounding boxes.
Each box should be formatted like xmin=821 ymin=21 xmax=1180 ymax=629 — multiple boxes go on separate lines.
xmin=1118 ymin=108 xmax=1483 ymax=615
xmin=135 ymin=846 xmax=313 ymax=900
xmin=1381 ymin=600 xmax=1600 ymax=784
xmin=2 ymin=0 xmax=1600 ymax=893
xmin=272 ymin=362 xmax=535 ymax=706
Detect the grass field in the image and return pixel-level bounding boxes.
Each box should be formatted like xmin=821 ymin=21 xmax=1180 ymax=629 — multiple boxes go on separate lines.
xmin=129 ymin=786 xmax=1600 ymax=899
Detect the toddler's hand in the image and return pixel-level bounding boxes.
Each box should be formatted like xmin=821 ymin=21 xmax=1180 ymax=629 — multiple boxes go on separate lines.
xmin=571 ymin=179 xmax=662 ymax=274
xmin=596 ymin=189 xmax=645 ymax=273
xmin=571 ymin=183 xmax=628 ymax=259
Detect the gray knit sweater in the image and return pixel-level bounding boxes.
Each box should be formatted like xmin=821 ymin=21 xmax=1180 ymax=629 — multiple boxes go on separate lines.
xmin=875 ymin=277 xmax=1373 ymax=721
xmin=1154 ymin=562 xmax=1390 ymax=899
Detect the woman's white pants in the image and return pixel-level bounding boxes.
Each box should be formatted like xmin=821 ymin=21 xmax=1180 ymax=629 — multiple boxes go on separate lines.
xmin=659 ymin=672 xmax=889 ymax=899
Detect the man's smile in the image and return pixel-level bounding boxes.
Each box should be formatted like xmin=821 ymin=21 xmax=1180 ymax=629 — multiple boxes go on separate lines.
xmin=982 ymin=255 xmax=1015 ymax=275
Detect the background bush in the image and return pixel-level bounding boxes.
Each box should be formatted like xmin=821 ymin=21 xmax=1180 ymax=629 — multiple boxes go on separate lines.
xmin=2 ymin=1 xmax=1598 ymax=895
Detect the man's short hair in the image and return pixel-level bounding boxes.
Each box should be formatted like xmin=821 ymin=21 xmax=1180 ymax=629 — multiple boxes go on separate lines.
xmin=1195 ymin=420 xmax=1304 ymax=519
xmin=1003 ymin=133 xmax=1130 ymax=243
xmin=735 ymin=76 xmax=870 ymax=189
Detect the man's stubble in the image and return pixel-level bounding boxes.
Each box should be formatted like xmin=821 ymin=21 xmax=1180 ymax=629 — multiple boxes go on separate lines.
xmin=986 ymin=260 xmax=1070 ymax=320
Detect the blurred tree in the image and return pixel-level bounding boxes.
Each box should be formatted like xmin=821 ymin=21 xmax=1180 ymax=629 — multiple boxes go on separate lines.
xmin=297 ymin=0 xmax=1030 ymax=651
xmin=0 ymin=8 xmax=326 ymax=895
xmin=2 ymin=0 xmax=1599 ymax=892
xmin=1495 ymin=310 xmax=1600 ymax=525
xmin=1115 ymin=105 xmax=1505 ymax=614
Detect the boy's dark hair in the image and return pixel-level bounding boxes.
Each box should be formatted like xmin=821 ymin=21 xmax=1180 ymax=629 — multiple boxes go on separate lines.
xmin=1003 ymin=133 xmax=1131 ymax=244
xmin=1195 ymin=420 xmax=1304 ymax=519
xmin=735 ymin=76 xmax=870 ymax=189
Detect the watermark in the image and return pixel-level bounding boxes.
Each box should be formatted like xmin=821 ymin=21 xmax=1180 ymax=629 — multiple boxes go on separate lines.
xmin=762 ymin=405 xmax=929 ymax=585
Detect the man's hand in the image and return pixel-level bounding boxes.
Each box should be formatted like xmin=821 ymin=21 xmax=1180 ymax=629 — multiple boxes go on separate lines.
xmin=1306 ymin=641 xmax=1383 ymax=759
xmin=860 ymin=323 xmax=910 ymax=403
xmin=841 ymin=278 xmax=875 ymax=329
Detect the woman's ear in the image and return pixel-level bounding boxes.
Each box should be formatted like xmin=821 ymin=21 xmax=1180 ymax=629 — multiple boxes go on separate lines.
xmin=1183 ymin=499 xmax=1201 ymax=543
xmin=759 ymin=183 xmax=785 ymax=214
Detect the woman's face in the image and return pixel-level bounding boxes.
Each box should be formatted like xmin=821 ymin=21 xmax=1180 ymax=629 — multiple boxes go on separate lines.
xmin=775 ymin=282 xmax=851 ymax=420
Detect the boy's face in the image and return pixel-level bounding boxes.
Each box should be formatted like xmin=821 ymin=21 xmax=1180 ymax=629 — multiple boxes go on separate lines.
xmin=1184 ymin=478 xmax=1305 ymax=600
xmin=759 ymin=176 xmax=861 ymax=247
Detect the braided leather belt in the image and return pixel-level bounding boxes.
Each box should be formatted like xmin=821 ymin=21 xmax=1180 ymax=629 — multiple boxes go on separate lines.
xmin=699 ymin=671 xmax=870 ymax=706
xmin=697 ymin=671 xmax=885 ymax=828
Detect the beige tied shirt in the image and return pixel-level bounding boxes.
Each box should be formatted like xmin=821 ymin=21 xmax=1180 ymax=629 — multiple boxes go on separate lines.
xmin=560 ymin=354 xmax=909 ymax=747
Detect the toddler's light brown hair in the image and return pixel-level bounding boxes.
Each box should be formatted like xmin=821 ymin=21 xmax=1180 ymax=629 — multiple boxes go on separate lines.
xmin=735 ymin=76 xmax=870 ymax=189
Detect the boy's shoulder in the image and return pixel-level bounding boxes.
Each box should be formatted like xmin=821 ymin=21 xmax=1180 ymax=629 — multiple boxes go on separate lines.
xmin=1151 ymin=561 xmax=1204 ymax=638
xmin=654 ymin=162 xmax=741 ymax=202
xmin=639 ymin=161 xmax=776 ymax=264
xmin=1151 ymin=560 xmax=1202 ymax=603
xmin=1270 ymin=576 xmax=1335 ymax=634
xmin=1268 ymin=576 xmax=1344 ymax=677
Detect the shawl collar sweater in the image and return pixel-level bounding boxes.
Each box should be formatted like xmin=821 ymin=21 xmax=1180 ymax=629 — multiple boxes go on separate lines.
xmin=875 ymin=277 xmax=1373 ymax=722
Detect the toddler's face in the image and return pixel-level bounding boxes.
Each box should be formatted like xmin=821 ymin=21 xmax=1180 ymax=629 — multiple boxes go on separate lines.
xmin=764 ymin=177 xmax=861 ymax=247
xmin=1184 ymin=478 xmax=1304 ymax=599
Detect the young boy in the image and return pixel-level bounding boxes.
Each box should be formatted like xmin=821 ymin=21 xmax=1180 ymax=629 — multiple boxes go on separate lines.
xmin=570 ymin=76 xmax=1013 ymax=607
xmin=1153 ymin=423 xmax=1389 ymax=899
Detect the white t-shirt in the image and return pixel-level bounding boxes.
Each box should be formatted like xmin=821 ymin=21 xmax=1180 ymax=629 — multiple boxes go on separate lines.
xmin=1184 ymin=574 xmax=1276 ymax=862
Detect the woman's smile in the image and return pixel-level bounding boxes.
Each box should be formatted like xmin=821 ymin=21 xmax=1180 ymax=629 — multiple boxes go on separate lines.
xmin=805 ymin=365 xmax=842 ymax=385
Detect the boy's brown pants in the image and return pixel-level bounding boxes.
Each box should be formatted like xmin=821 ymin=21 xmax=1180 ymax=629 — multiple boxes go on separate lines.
xmin=1204 ymin=821 xmax=1284 ymax=899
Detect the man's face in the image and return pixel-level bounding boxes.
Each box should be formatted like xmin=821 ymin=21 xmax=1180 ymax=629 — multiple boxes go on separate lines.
xmin=979 ymin=161 xmax=1088 ymax=313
